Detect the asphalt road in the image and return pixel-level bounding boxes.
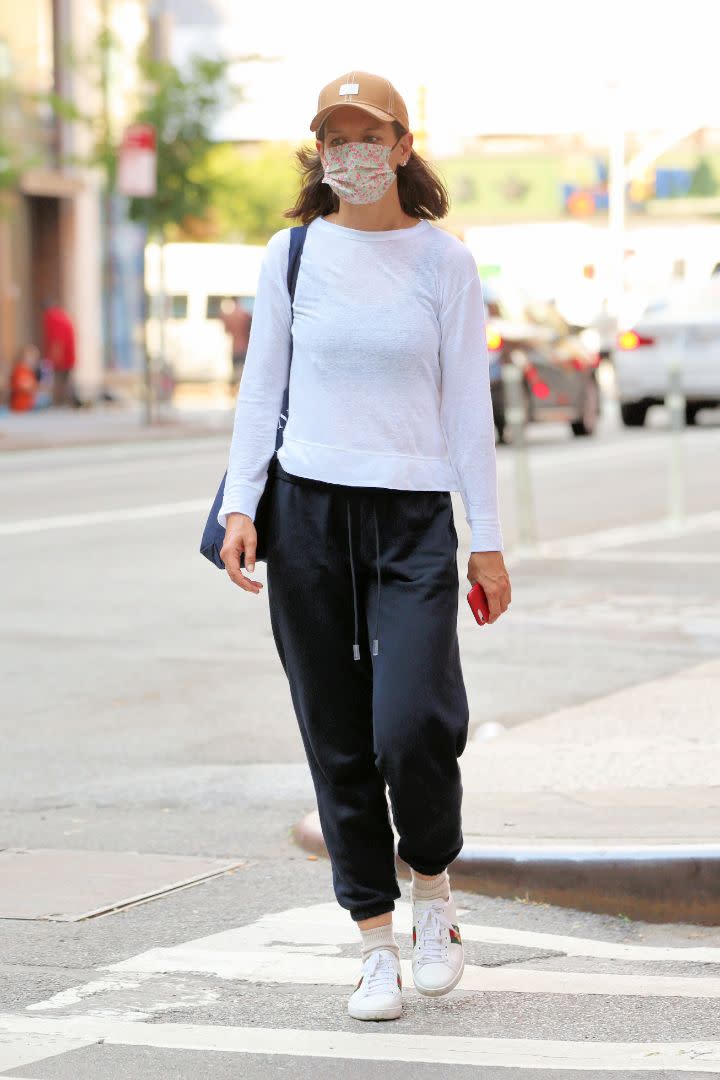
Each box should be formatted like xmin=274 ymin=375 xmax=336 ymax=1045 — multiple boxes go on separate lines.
xmin=1 ymin=391 xmax=720 ymax=1078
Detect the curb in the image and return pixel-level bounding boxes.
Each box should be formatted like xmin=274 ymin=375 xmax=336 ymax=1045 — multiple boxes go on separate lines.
xmin=293 ymin=811 xmax=720 ymax=925
xmin=0 ymin=420 xmax=231 ymax=452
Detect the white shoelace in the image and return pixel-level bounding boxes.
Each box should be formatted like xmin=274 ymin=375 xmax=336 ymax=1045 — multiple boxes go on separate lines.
xmin=363 ymin=948 xmax=400 ymax=993
xmin=414 ymin=904 xmax=456 ymax=964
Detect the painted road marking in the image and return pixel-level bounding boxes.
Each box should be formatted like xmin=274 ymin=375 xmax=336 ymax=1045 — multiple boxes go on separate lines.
xmin=569 ymin=550 xmax=720 ymax=565
xmin=1 ymin=1014 xmax=720 ymax=1072
xmin=0 ymin=501 xmax=209 ymax=537
xmin=506 ymin=510 xmax=720 ymax=563
xmin=0 ymin=1025 xmax=96 ymax=1073
xmin=2 ymin=498 xmax=719 ymax=574
xmin=94 ymin=953 xmax=720 ymax=999
xmin=12 ymin=901 xmax=720 ymax=1073
xmin=24 ymin=901 xmax=720 ymax=1020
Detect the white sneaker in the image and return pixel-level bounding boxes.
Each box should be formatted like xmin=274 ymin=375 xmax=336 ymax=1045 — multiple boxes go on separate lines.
xmin=411 ymin=892 xmax=465 ymax=997
xmin=347 ymin=947 xmax=403 ymax=1021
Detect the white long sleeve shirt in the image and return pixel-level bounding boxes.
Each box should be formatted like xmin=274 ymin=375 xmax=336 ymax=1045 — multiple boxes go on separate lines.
xmin=218 ymin=214 xmax=504 ymax=552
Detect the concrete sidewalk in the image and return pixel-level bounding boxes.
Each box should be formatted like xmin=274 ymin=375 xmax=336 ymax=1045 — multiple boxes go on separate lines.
xmin=0 ymin=398 xmax=234 ymax=451
xmin=295 ymin=657 xmax=720 ymax=924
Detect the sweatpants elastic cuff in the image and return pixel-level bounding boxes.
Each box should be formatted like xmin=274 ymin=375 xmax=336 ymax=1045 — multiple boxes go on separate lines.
xmin=350 ymin=900 xmax=396 ymax=923
xmin=404 ymin=859 xmax=453 ymax=877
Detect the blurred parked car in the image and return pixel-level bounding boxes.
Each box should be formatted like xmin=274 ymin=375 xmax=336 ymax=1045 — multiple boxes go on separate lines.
xmin=613 ymin=281 xmax=720 ymax=426
xmin=483 ymin=282 xmax=601 ymax=441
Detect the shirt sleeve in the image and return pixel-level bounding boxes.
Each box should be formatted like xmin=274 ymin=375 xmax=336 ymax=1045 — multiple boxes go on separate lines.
xmin=217 ymin=228 xmax=292 ymax=528
xmin=439 ymin=269 xmax=504 ymax=553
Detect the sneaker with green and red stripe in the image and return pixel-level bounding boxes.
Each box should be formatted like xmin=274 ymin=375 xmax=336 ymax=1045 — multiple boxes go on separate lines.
xmin=347 ymin=948 xmax=403 ymax=1021
xmin=411 ymin=892 xmax=465 ymax=997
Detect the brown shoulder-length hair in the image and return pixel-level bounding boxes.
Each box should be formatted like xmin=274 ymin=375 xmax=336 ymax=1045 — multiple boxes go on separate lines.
xmin=284 ymin=118 xmax=449 ymax=224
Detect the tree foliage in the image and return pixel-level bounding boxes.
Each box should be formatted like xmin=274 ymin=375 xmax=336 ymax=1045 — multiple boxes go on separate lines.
xmin=0 ymin=76 xmax=42 ymax=195
xmin=201 ymin=140 xmax=306 ymax=243
xmin=22 ymin=25 xmax=306 ymax=243
xmin=689 ymin=156 xmax=718 ymax=198
xmin=126 ymin=47 xmax=243 ymax=239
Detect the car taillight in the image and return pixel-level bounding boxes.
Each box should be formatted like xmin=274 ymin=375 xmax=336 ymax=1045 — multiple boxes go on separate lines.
xmin=486 ymin=327 xmax=503 ymax=351
xmin=617 ymin=329 xmax=656 ymax=349
xmin=525 ymin=362 xmax=551 ymax=400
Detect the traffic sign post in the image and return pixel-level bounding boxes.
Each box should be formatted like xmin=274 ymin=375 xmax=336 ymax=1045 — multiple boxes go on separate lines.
xmin=118 ymin=124 xmax=158 ymax=424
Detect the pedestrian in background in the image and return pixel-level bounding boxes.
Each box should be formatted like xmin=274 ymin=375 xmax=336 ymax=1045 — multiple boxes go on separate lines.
xmin=220 ymin=297 xmax=252 ymax=391
xmin=42 ymin=298 xmax=77 ymax=407
xmin=217 ymin=71 xmax=511 ymax=1022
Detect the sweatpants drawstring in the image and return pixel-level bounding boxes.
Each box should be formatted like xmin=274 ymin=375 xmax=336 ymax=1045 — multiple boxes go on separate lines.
xmin=346 ymin=499 xmax=360 ymax=661
xmin=371 ymin=500 xmax=380 ymax=657
xmin=346 ymin=494 xmax=382 ymax=661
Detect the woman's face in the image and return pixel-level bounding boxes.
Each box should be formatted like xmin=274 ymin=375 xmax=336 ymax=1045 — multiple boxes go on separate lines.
xmin=316 ymin=106 xmax=412 ymax=171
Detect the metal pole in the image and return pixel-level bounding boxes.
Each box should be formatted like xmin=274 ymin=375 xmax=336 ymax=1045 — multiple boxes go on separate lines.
xmin=144 ymin=0 xmax=171 ymax=425
xmin=100 ymin=0 xmax=115 ymax=377
xmin=142 ymin=241 xmax=153 ymax=425
xmin=606 ymin=78 xmax=626 ymax=336
xmin=667 ymin=329 xmax=686 ymax=525
xmin=502 ymin=356 xmax=538 ymax=552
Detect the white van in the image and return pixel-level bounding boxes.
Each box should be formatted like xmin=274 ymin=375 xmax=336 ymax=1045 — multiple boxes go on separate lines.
xmin=144 ymin=241 xmax=266 ymax=381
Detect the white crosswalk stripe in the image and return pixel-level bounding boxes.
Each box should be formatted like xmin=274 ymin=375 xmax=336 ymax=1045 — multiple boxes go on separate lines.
xmin=2 ymin=1014 xmax=720 ymax=1073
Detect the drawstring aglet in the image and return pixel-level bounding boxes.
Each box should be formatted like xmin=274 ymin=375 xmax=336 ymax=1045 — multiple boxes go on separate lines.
xmin=353 ymin=644 xmax=361 ymax=660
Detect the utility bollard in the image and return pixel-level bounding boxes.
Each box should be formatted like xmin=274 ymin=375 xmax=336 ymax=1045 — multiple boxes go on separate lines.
xmin=501 ymin=356 xmax=538 ymax=552
xmin=667 ymin=333 xmax=686 ymax=526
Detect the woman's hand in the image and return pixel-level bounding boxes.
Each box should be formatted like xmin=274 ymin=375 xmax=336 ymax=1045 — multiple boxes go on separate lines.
xmin=220 ymin=513 xmax=264 ymax=594
xmin=468 ymin=551 xmax=511 ymax=623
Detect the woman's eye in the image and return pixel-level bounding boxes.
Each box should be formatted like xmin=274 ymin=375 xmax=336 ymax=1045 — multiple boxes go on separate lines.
xmin=331 ymin=136 xmax=379 ymax=145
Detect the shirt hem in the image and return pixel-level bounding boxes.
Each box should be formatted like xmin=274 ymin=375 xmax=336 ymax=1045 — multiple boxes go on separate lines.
xmin=278 ymin=436 xmax=459 ymax=492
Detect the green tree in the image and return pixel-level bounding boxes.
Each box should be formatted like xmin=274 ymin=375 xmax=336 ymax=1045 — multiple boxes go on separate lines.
xmin=203 ymin=140 xmax=305 ymax=244
xmin=39 ymin=29 xmax=248 ymax=236
xmin=38 ymin=28 xmax=254 ymax=413
xmin=689 ymin=155 xmax=718 ymax=198
xmin=0 ymin=74 xmax=42 ymax=200
xmin=126 ymin=46 xmax=244 ymax=239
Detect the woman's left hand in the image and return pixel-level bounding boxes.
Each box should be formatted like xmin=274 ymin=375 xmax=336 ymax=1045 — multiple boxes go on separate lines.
xmin=467 ymin=551 xmax=511 ymax=623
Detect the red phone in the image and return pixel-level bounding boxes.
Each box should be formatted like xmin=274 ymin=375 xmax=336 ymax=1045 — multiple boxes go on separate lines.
xmin=467 ymin=582 xmax=490 ymax=625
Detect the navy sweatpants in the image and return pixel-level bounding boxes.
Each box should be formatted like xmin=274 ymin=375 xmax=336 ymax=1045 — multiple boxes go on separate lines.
xmin=265 ymin=458 xmax=470 ymax=922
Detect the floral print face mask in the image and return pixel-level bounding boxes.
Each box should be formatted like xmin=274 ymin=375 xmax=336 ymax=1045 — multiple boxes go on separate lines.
xmin=321 ymin=137 xmax=403 ymax=205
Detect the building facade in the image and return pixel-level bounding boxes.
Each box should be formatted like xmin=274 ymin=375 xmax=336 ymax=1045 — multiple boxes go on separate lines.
xmin=0 ymin=0 xmax=147 ymax=404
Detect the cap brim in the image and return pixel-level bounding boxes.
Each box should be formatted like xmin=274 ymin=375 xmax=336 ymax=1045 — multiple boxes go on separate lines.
xmin=310 ymin=102 xmax=395 ymax=133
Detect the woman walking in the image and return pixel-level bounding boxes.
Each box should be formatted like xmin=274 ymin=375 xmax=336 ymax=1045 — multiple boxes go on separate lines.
xmin=218 ymin=70 xmax=511 ymax=1021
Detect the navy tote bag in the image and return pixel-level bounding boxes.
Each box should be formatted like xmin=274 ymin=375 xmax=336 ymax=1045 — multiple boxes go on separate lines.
xmin=200 ymin=223 xmax=308 ymax=569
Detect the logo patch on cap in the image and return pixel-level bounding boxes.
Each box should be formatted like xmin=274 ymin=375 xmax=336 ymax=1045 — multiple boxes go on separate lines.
xmin=339 ymin=83 xmax=359 ymax=96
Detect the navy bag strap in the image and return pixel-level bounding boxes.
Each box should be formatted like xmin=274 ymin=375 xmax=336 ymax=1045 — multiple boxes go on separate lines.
xmin=200 ymin=223 xmax=309 ymax=567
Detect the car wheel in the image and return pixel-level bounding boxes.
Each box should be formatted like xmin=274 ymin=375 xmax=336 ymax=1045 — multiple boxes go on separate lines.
xmin=571 ymin=378 xmax=600 ymax=437
xmin=685 ymin=403 xmax=702 ymax=426
xmin=620 ymin=401 xmax=649 ymax=427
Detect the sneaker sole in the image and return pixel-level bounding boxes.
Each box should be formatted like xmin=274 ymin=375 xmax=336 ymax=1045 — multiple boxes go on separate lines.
xmin=412 ymin=959 xmax=465 ymax=998
xmin=347 ymin=1002 xmax=403 ymax=1021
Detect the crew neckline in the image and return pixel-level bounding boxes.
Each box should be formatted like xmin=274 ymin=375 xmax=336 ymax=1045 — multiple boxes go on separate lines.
xmin=313 ymin=216 xmax=430 ymax=241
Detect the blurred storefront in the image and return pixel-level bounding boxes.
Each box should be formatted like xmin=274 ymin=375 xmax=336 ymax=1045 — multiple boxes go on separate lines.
xmin=0 ymin=0 xmax=147 ymax=405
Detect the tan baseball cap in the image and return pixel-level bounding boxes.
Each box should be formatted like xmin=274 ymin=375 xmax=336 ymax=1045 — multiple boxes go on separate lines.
xmin=310 ymin=71 xmax=409 ymax=134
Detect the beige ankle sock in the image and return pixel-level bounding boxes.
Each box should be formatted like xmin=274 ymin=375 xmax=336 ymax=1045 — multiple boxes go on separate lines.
xmin=359 ymin=922 xmax=400 ymax=963
xmin=411 ymin=868 xmax=450 ymax=902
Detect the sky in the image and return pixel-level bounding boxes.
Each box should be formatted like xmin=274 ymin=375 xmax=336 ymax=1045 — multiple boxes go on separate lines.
xmin=167 ymin=0 xmax=718 ymax=153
